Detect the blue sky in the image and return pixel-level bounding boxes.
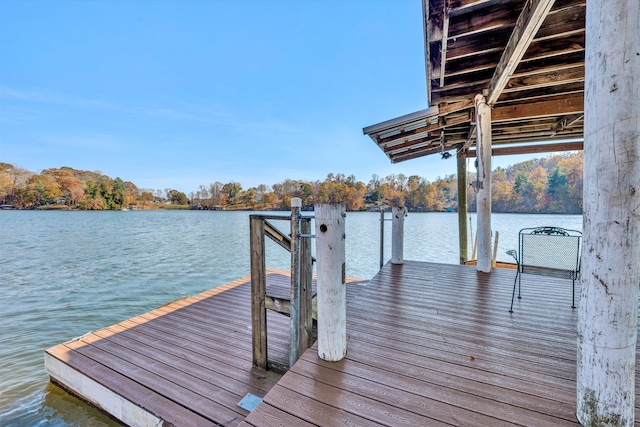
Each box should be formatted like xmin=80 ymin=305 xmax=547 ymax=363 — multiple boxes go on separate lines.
xmin=0 ymin=0 xmax=538 ymax=194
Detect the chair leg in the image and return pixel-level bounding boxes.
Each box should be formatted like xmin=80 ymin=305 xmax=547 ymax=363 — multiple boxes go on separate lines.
xmin=517 ymin=272 xmax=522 ymax=299
xmin=509 ymin=270 xmax=519 ymax=313
xmin=571 ymin=278 xmax=576 ymax=309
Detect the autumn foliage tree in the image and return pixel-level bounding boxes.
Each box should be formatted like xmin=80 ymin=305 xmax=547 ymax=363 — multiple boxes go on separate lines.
xmin=0 ymin=152 xmax=583 ymax=212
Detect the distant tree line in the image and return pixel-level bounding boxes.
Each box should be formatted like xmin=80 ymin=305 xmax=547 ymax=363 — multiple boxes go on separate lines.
xmin=0 ymin=152 xmax=583 ymax=213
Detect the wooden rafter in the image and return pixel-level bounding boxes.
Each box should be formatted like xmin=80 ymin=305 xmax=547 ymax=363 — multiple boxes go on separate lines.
xmin=439 ymin=3 xmax=450 ymax=87
xmin=487 ymin=0 xmax=556 ymax=106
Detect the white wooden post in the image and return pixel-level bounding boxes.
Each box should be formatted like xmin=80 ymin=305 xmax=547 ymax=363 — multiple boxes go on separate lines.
xmin=391 ymin=206 xmax=406 ymax=264
xmin=289 ymin=197 xmax=301 ymax=367
xmin=475 ymin=94 xmax=492 ymax=273
xmin=379 ymin=206 xmax=385 ymax=269
xmin=314 ymin=203 xmax=346 ymax=362
xmin=577 ymin=0 xmax=640 ymax=424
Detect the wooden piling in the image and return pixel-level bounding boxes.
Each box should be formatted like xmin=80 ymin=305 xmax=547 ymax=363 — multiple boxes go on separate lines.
xmin=577 ymin=0 xmax=640 ymax=424
xmin=249 ymin=215 xmax=267 ymax=370
xmin=379 ymin=206 xmax=385 ymax=269
xmin=475 ymin=94 xmax=492 ymax=273
xmin=391 ymin=206 xmax=406 ymax=265
xmin=289 ymin=198 xmax=302 ymax=367
xmin=315 ymin=203 xmax=346 ymax=362
xmin=457 ymin=144 xmax=468 ymax=264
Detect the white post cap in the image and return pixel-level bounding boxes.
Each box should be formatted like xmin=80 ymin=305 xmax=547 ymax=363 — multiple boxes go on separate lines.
xmin=291 ymin=197 xmax=302 ymax=208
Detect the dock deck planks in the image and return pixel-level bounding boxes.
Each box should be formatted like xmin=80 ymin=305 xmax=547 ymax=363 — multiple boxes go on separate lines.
xmin=45 ymin=271 xmax=301 ymax=427
xmin=244 ymin=261 xmax=640 ymax=427
xmin=47 ymin=261 xmax=640 ymax=426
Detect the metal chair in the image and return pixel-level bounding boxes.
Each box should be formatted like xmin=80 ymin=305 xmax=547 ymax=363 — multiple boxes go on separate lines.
xmin=508 ymin=226 xmax=582 ymax=313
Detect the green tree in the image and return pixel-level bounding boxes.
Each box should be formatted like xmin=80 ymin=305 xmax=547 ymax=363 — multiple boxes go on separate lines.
xmin=222 ymin=181 xmax=242 ymax=205
xmin=167 ymin=189 xmax=188 ymax=205
xmin=25 ymin=174 xmax=63 ymax=205
xmin=112 ymin=177 xmax=126 ymax=208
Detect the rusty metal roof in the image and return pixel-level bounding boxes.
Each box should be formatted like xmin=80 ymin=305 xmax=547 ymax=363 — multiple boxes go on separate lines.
xmin=364 ymin=0 xmax=585 ymax=163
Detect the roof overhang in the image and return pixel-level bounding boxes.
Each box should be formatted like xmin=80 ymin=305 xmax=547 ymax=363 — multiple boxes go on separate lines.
xmin=364 ymin=0 xmax=586 ymax=163
xmin=362 ymin=107 xmax=440 ymax=164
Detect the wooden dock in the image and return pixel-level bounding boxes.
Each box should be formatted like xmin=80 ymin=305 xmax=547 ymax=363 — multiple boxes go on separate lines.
xmin=45 ymin=271 xmax=299 ymax=426
xmin=47 ymin=261 xmax=640 ymax=426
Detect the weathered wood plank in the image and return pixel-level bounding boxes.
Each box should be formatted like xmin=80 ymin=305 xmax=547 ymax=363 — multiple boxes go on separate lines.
xmin=250 ymin=216 xmax=268 ymax=370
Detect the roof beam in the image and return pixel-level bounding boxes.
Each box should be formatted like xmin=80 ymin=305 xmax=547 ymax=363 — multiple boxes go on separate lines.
xmin=439 ymin=5 xmax=450 ymax=87
xmin=487 ymin=0 xmax=556 ymax=106
xmin=492 ymin=92 xmax=583 ymax=122
xmin=463 ymin=141 xmax=583 ymax=157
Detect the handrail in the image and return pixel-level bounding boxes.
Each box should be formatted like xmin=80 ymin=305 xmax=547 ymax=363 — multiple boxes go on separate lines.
xmin=249 ymin=202 xmax=315 ymax=372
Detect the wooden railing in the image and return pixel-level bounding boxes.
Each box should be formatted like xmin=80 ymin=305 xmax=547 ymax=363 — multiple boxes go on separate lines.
xmin=251 ymin=203 xmax=404 ymax=371
xmin=249 ymin=199 xmax=314 ymax=371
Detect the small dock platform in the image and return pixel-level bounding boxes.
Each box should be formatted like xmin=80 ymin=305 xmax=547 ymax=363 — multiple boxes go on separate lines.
xmin=47 ymin=262 xmax=640 ymax=426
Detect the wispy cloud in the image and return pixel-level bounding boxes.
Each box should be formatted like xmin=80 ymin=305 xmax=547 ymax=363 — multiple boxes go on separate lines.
xmin=0 ymin=86 xmax=306 ymax=138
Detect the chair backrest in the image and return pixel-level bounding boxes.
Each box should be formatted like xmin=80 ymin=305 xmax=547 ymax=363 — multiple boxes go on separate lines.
xmin=519 ymin=227 xmax=582 ymax=279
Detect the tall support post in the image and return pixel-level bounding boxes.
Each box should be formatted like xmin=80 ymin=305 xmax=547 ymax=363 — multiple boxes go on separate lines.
xmin=299 ymin=217 xmax=313 ymax=349
xmin=474 ymin=94 xmax=493 ymax=273
xmin=391 ymin=206 xmax=406 ymax=265
xmin=289 ymin=198 xmax=302 ymax=367
xmin=577 ymin=0 xmax=640 ymax=424
xmin=379 ymin=206 xmax=385 ymax=269
xmin=249 ymin=215 xmax=267 ymax=370
xmin=315 ymin=203 xmax=346 ymax=362
xmin=457 ymin=143 xmax=469 ymax=264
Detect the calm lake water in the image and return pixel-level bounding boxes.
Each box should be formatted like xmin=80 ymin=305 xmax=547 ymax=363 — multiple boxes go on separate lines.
xmin=0 ymin=210 xmax=582 ymax=426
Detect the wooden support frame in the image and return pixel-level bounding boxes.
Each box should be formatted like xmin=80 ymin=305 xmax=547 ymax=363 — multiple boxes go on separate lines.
xmin=475 ymin=94 xmax=492 ymax=273
xmin=250 ymin=210 xmax=315 ymax=372
xmin=456 ymin=143 xmax=468 ymax=264
xmin=487 ymin=0 xmax=556 ymax=106
xmin=250 ymin=215 xmax=267 ymax=370
xmin=289 ymin=198 xmax=302 ymax=367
